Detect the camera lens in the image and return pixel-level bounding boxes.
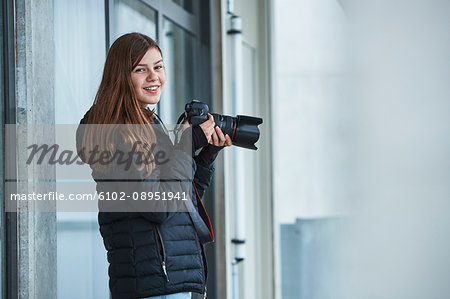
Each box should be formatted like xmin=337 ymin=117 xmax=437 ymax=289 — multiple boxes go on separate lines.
xmin=182 ymin=100 xmax=263 ymax=150
xmin=232 ymin=115 xmax=263 ymax=150
xmin=211 ymin=113 xmax=263 ymax=150
xmin=211 ymin=114 xmax=235 ymax=136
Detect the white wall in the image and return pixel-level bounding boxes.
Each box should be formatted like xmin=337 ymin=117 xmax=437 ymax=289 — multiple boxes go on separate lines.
xmin=271 ymin=1 xmax=350 ymax=298
xmin=272 ymin=0 xmax=450 ymax=298
xmin=334 ymin=1 xmax=450 ymax=298
xmin=272 ymin=0 xmax=350 ymax=223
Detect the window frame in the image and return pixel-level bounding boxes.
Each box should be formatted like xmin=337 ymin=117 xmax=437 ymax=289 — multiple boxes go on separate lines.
xmin=2 ymin=0 xmax=18 ymax=297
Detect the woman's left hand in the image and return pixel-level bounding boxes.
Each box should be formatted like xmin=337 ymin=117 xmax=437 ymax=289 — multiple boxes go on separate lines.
xmin=210 ymin=126 xmax=232 ymax=147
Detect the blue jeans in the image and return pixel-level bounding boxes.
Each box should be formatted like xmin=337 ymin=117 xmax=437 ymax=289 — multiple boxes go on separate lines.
xmin=142 ymin=292 xmax=191 ymax=299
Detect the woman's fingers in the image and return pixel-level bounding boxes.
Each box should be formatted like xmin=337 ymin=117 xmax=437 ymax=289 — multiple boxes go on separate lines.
xmin=224 ymin=134 xmax=232 ymax=146
xmin=211 ymin=130 xmax=219 ymax=145
xmin=213 ymin=127 xmax=233 ymax=147
xmin=199 ymin=113 xmax=215 ymax=142
xmin=215 ymin=127 xmax=226 ymax=146
xmin=198 ymin=115 xmax=232 ymax=147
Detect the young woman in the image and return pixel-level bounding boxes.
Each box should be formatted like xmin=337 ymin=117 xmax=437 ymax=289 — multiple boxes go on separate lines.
xmin=76 ymin=32 xmax=231 ymax=299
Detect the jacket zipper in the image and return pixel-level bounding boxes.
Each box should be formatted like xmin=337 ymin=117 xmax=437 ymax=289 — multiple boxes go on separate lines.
xmin=155 ymin=226 xmax=169 ymax=282
xmin=194 ymin=231 xmax=207 ymax=298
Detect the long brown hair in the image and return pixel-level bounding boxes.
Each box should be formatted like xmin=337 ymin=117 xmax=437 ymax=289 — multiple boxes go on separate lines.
xmin=82 ymin=33 xmax=162 ymax=177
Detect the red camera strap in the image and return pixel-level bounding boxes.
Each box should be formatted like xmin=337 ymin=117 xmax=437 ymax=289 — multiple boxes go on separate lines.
xmin=192 ymin=181 xmax=215 ymax=242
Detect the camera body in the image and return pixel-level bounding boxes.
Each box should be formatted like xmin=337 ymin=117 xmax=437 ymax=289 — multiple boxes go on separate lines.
xmin=184 ymin=100 xmax=212 ymax=127
xmin=184 ymin=100 xmax=263 ymax=150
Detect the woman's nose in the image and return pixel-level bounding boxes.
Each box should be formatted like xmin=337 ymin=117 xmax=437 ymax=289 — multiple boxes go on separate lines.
xmin=147 ymin=72 xmax=158 ymax=82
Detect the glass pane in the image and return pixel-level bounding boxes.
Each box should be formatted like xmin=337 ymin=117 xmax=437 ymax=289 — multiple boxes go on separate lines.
xmin=112 ymin=0 xmax=157 ymax=41
xmin=172 ymin=0 xmax=194 ymax=14
xmin=54 ymin=0 xmax=106 ymax=125
xmin=160 ymin=17 xmax=196 ymax=124
xmin=53 ymin=0 xmax=109 ymax=298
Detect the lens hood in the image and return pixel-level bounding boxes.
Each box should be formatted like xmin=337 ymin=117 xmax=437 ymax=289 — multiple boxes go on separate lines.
xmin=232 ymin=115 xmax=263 ymax=150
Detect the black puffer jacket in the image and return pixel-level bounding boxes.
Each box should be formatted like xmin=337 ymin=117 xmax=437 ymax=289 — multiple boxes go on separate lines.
xmin=76 ymin=109 xmax=215 ymax=299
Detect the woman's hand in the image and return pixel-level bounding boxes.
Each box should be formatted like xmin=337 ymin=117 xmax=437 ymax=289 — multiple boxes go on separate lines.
xmin=194 ymin=125 xmax=232 ymax=167
xmin=185 ymin=113 xmax=232 ymax=147
xmin=199 ymin=113 xmax=216 ymax=143
xmin=210 ymin=126 xmax=232 ymax=147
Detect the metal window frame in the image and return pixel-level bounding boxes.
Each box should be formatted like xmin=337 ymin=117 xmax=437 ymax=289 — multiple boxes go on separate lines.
xmin=2 ymin=0 xmax=17 ymax=298
xmin=142 ymin=0 xmax=199 ymax=35
xmin=105 ymin=0 xmax=199 ymax=45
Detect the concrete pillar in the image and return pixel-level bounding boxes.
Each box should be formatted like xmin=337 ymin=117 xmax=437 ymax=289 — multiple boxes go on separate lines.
xmin=15 ymin=0 xmax=56 ymax=298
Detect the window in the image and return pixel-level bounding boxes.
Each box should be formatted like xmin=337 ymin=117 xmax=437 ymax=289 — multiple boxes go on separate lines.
xmin=160 ymin=17 xmax=195 ymax=123
xmin=108 ymin=1 xmax=214 ymax=297
xmin=112 ymin=0 xmax=157 ymax=41
xmin=110 ymin=0 xmax=202 ymax=124
xmin=54 ymin=0 xmax=109 ymax=298
xmin=172 ymin=0 xmax=194 ymax=14
xmin=54 ymin=0 xmax=107 ymax=124
xmin=52 ymin=1 xmax=212 ymax=298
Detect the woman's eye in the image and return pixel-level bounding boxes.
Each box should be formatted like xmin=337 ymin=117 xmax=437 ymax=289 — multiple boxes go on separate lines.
xmin=135 ymin=68 xmax=145 ymax=72
xmin=155 ymin=65 xmax=164 ymax=70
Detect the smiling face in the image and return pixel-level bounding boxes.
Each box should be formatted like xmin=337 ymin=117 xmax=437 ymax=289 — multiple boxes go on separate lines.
xmin=131 ymin=47 xmax=166 ymax=107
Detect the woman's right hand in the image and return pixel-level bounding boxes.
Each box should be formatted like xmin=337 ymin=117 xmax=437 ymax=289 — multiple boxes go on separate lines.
xmin=199 ymin=113 xmax=216 ymax=143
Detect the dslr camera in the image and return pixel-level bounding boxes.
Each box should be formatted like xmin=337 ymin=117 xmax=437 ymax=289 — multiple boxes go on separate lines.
xmin=178 ymin=100 xmax=263 ymax=150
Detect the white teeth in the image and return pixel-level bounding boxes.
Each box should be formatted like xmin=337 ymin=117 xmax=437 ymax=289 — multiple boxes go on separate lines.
xmin=144 ymin=86 xmax=158 ymax=91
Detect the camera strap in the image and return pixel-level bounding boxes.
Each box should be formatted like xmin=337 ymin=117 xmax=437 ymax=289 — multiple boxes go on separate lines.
xmin=183 ymin=181 xmax=215 ymax=244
